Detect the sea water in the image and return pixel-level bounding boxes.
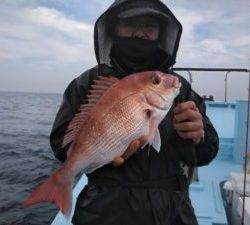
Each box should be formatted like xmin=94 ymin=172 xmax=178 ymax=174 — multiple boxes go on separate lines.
xmin=0 ymin=91 xmax=63 ymax=225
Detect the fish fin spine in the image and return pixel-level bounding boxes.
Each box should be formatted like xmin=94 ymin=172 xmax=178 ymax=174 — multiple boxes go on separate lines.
xmin=62 ymin=76 xmax=119 ymax=148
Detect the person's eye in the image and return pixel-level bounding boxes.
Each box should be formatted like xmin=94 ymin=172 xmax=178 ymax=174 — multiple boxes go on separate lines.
xmin=121 ymin=21 xmax=135 ymax=27
xmin=118 ymin=22 xmax=133 ymax=27
xmin=144 ymin=23 xmax=157 ymax=28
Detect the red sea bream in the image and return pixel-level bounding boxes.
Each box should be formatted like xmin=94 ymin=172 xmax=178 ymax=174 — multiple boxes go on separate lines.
xmin=23 ymin=71 xmax=181 ymax=218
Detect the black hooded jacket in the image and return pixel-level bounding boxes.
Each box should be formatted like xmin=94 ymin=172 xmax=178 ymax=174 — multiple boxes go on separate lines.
xmin=50 ymin=0 xmax=219 ymax=224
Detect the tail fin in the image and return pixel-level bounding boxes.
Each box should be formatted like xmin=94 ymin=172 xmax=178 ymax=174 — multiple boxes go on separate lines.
xmin=23 ymin=169 xmax=73 ymax=219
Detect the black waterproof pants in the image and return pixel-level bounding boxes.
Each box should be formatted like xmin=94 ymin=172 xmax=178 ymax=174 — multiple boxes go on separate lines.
xmin=72 ymin=177 xmax=198 ymax=225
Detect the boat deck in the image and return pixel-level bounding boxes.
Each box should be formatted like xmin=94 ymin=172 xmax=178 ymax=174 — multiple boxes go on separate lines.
xmin=190 ymin=159 xmax=242 ymax=225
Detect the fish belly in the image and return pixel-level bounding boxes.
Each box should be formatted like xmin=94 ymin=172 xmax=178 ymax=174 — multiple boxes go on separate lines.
xmin=76 ymin=95 xmax=148 ymax=173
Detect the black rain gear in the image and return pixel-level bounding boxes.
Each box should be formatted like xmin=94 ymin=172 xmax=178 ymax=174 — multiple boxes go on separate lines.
xmin=50 ymin=0 xmax=219 ymax=224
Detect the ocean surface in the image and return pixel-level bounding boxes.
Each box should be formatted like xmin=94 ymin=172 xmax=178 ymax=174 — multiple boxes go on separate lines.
xmin=0 ymin=91 xmax=64 ymax=225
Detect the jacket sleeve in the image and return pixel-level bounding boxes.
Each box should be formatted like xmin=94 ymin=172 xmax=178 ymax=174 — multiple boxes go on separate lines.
xmin=191 ymin=90 xmax=219 ymax=166
xmin=49 ymin=69 xmax=96 ymax=162
xmin=174 ymin=74 xmax=219 ymax=167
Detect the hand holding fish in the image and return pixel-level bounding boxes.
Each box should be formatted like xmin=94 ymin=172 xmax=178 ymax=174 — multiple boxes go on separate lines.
xmin=112 ymin=136 xmax=148 ymax=166
xmin=173 ymin=101 xmax=204 ymax=144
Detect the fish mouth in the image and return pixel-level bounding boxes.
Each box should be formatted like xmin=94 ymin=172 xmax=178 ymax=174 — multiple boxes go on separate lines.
xmin=170 ymin=75 xmax=182 ymax=89
xmin=170 ymin=76 xmax=181 ymax=98
xmin=173 ymin=81 xmax=181 ymax=97
xmin=174 ymin=81 xmax=182 ymax=89
xmin=156 ymin=71 xmax=181 ymax=90
xmin=150 ymin=80 xmax=181 ymax=110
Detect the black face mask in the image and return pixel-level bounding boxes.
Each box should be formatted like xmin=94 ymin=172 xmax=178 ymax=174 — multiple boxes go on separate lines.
xmin=111 ymin=37 xmax=160 ymax=73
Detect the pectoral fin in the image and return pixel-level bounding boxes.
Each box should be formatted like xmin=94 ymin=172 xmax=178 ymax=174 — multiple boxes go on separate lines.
xmin=148 ymin=117 xmax=161 ymax=152
xmin=152 ymin=129 xmax=161 ymax=152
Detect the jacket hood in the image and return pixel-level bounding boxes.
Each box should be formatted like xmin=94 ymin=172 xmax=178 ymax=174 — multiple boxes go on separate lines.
xmin=94 ymin=0 xmax=182 ymax=68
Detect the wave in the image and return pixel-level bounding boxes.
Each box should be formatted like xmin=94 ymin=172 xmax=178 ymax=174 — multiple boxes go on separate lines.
xmin=0 ymin=92 xmax=62 ymax=225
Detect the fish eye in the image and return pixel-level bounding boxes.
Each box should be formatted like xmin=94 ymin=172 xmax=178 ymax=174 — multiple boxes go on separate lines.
xmin=151 ymin=76 xmax=161 ymax=85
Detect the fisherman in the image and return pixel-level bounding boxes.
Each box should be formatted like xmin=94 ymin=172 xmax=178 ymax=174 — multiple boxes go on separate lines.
xmin=50 ymin=0 xmax=219 ymax=224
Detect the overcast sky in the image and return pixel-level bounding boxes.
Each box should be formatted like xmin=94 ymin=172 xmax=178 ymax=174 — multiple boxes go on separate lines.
xmin=0 ymin=0 xmax=249 ymax=101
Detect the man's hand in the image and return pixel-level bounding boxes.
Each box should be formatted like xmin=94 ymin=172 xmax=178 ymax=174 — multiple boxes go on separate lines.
xmin=112 ymin=136 xmax=148 ymax=166
xmin=173 ymin=101 xmax=204 ymax=144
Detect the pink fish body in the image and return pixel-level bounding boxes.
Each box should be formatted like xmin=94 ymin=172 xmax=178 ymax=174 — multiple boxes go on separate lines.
xmin=23 ymin=71 xmax=181 ymax=218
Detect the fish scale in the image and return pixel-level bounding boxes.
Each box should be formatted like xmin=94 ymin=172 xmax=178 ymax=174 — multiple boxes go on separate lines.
xmin=82 ymin=94 xmax=148 ymax=173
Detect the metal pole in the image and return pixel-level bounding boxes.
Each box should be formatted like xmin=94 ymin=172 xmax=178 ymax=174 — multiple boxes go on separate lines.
xmin=173 ymin=67 xmax=249 ymax=73
xmin=187 ymin=70 xmax=193 ymax=84
xmin=224 ymin=71 xmax=230 ymax=102
xmin=241 ymin=61 xmax=250 ymax=225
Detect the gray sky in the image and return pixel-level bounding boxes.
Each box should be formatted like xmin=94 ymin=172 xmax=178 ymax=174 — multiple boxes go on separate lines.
xmin=0 ymin=0 xmax=249 ymax=101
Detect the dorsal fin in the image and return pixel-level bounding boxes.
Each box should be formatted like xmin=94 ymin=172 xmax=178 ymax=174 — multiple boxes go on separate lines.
xmin=62 ymin=76 xmax=119 ymax=149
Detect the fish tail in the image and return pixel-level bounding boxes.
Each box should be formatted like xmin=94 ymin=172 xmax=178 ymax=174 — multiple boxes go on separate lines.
xmin=22 ymin=168 xmax=73 ymax=219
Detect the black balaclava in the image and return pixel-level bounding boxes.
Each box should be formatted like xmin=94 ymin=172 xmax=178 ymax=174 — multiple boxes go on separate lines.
xmin=109 ymin=2 xmax=171 ymax=73
xmin=111 ymin=34 xmax=166 ymax=73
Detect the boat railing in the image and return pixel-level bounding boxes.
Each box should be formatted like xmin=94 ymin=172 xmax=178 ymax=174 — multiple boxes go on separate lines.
xmin=172 ymin=67 xmax=250 ymax=102
xmin=172 ymin=67 xmax=250 ymax=225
